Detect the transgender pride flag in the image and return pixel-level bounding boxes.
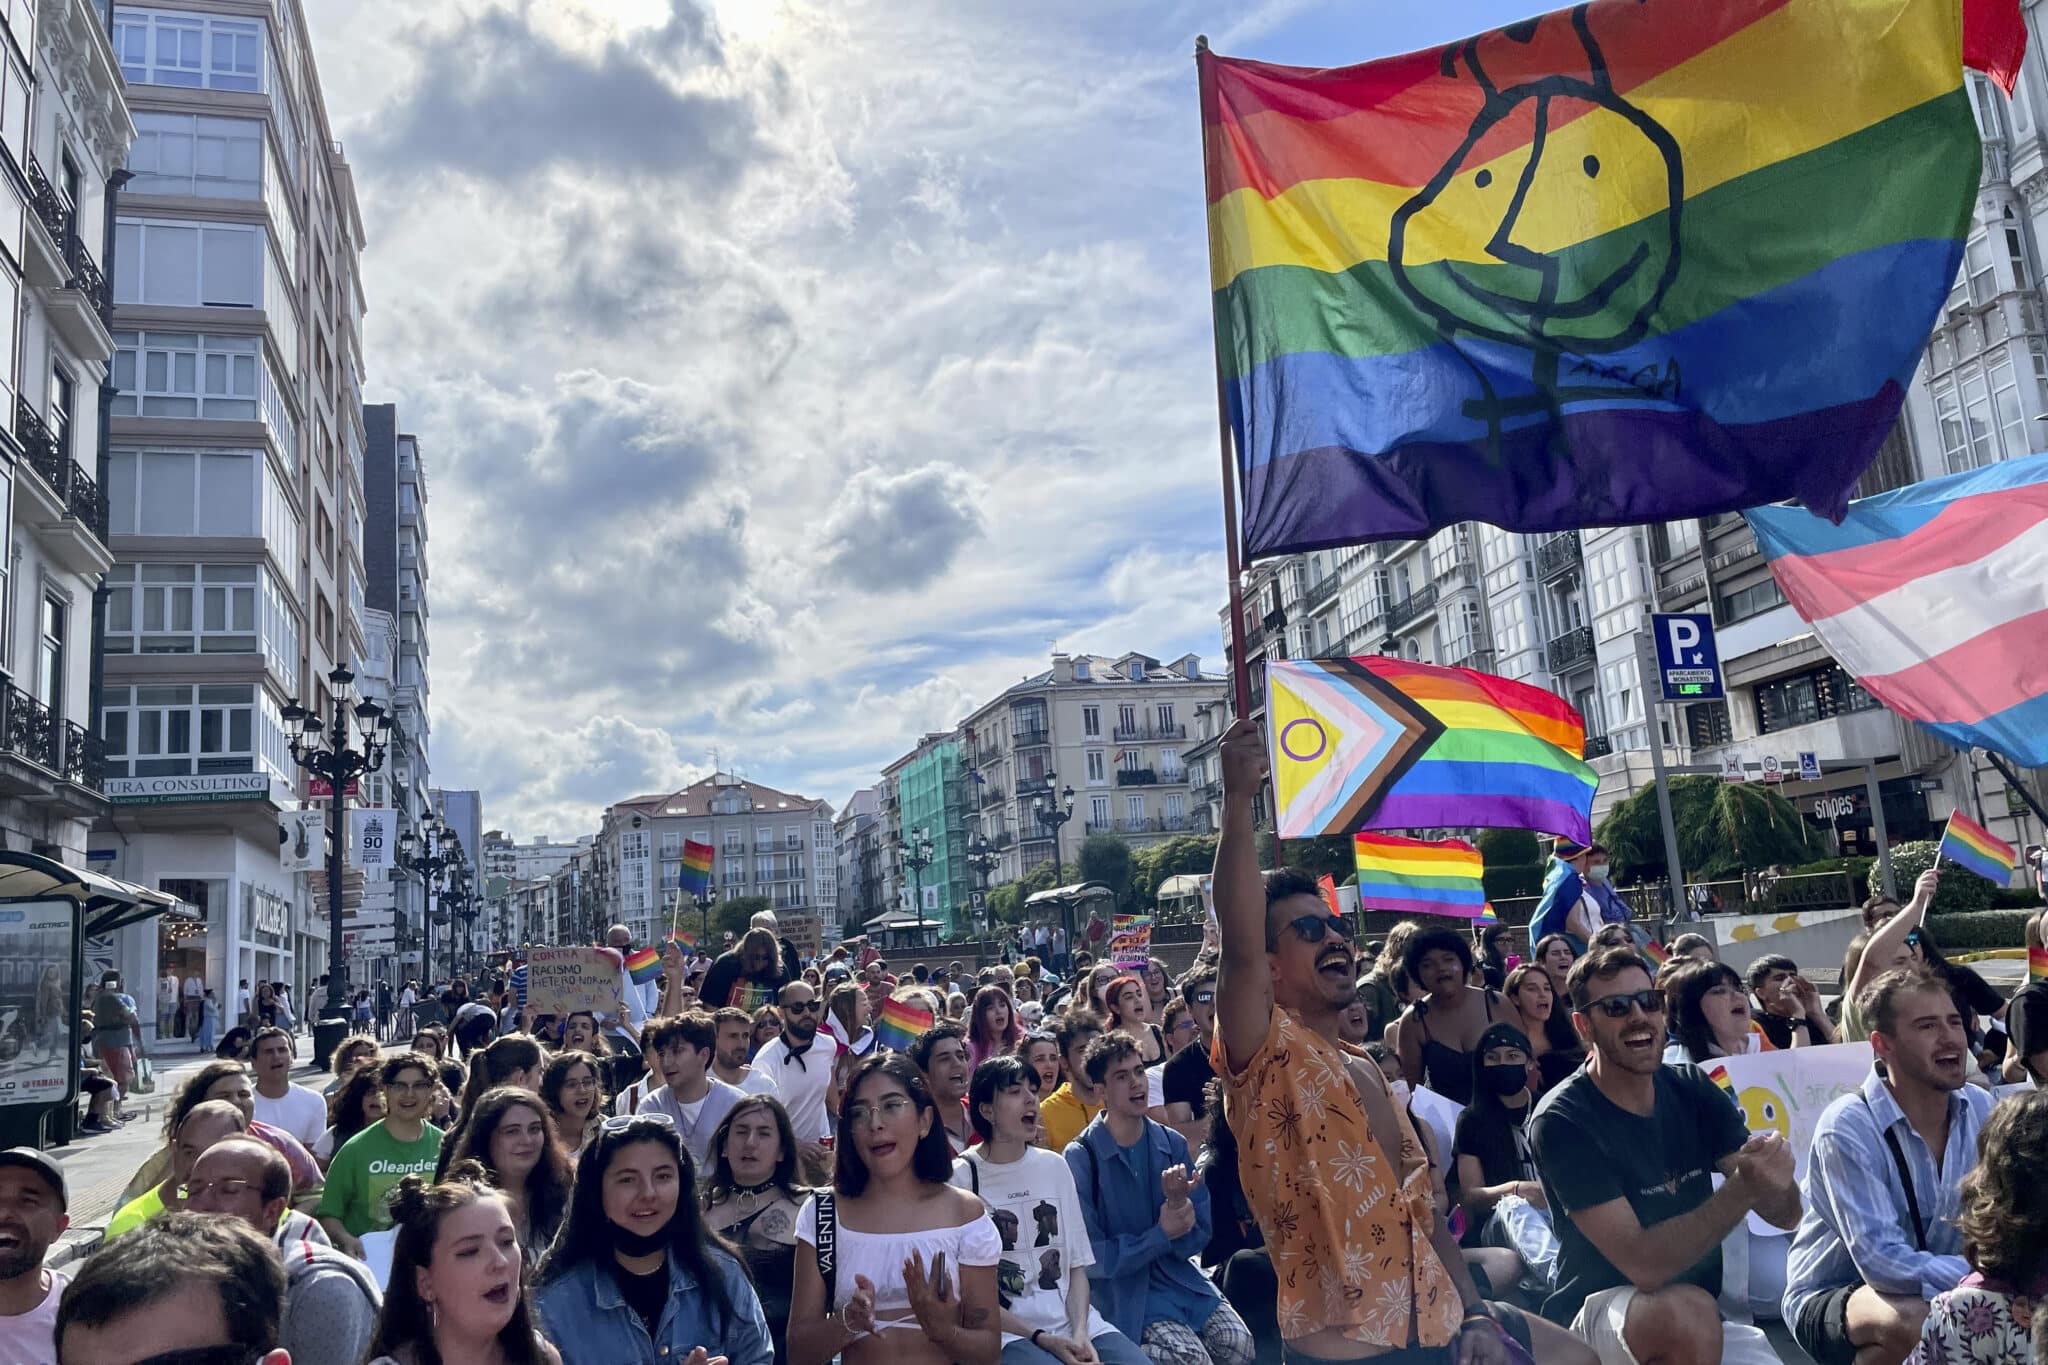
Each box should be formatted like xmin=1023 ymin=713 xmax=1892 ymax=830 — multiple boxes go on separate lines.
xmin=1746 ymin=452 xmax=2048 ymax=765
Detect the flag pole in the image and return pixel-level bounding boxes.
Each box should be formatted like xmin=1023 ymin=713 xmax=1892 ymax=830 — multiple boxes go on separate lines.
xmin=1195 ymin=34 xmax=1255 ymax=728
xmin=1983 ymin=749 xmax=2048 ymax=827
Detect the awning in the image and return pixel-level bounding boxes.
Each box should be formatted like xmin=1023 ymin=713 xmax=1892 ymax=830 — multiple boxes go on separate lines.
xmin=1023 ymin=882 xmax=1117 ymax=910
xmin=0 ymin=851 xmax=185 ymax=936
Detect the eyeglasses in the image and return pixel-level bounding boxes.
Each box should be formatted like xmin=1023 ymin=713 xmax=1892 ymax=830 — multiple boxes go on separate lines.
xmin=562 ymin=1076 xmax=599 ymax=1091
xmin=1282 ymin=913 xmax=1353 ymax=944
xmin=385 ymin=1080 xmax=434 ymax=1095
xmin=602 ymin=1111 xmax=678 ymax=1135
xmin=183 ymin=1177 xmax=258 ymax=1200
xmin=1583 ymin=989 xmax=1667 ymax=1020
xmin=845 ymin=1096 xmax=915 ymax=1129
xmin=783 ymin=1000 xmax=823 ymax=1014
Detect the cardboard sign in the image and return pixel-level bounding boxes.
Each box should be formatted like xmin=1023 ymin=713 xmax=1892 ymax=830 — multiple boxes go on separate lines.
xmin=524 ymin=946 xmax=621 ymax=1015
xmin=1110 ymin=913 xmax=1153 ymax=966
xmin=1707 ymin=1041 xmax=1873 ymax=1235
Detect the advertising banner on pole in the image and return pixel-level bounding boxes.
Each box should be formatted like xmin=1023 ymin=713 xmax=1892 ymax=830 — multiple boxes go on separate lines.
xmin=350 ymin=808 xmax=394 ymax=871
xmin=279 ymin=811 xmax=324 ymax=873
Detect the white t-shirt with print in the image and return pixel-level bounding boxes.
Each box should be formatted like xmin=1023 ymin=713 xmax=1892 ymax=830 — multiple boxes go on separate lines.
xmin=950 ymin=1146 xmax=1110 ymax=1344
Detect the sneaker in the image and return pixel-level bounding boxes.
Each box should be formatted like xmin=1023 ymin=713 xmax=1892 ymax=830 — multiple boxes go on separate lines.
xmin=80 ymin=1117 xmax=114 ymax=1134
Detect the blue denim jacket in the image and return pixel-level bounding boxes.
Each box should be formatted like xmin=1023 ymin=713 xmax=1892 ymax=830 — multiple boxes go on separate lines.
xmin=533 ymin=1248 xmax=773 ymax=1365
xmin=1065 ymin=1116 xmax=1220 ymax=1343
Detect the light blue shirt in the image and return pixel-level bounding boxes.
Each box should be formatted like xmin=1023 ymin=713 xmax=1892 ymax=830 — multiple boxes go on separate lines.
xmin=1782 ymin=1067 xmax=1992 ymax=1325
xmin=533 ymin=1248 xmax=772 ymax=1365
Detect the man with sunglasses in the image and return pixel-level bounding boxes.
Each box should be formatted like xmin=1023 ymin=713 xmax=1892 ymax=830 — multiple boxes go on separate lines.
xmin=1530 ymin=945 xmax=1800 ymax=1365
xmin=186 ymin=1138 xmax=381 ymax=1365
xmin=750 ymin=979 xmax=841 ymax=1182
xmin=56 ymin=1211 xmax=286 ymax=1365
xmin=1211 ymin=718 xmax=1512 ymax=1365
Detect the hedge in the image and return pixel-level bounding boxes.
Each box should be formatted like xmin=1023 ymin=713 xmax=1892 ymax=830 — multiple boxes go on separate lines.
xmin=1926 ymin=909 xmax=2037 ymax=951
xmin=1482 ymin=865 xmax=1546 ymax=902
xmin=1871 ymin=843 xmax=1994 ymax=915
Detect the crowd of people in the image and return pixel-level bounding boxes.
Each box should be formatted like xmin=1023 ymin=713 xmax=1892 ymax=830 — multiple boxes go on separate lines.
xmin=14 ymin=732 xmax=2048 ymax=1364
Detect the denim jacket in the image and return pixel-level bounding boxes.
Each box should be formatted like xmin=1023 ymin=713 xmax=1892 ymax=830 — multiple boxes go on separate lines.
xmin=533 ymin=1248 xmax=773 ymax=1365
xmin=1065 ymin=1115 xmax=1220 ymax=1342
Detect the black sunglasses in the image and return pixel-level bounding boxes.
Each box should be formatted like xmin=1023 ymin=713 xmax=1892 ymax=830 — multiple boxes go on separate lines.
xmin=1583 ymin=989 xmax=1667 ymax=1020
xmin=783 ymin=1000 xmax=824 ymax=1014
xmin=1282 ymin=913 xmax=1353 ymax=944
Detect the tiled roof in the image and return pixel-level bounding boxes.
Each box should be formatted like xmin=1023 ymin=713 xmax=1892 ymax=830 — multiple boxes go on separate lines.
xmin=614 ymin=772 xmax=824 ymax=820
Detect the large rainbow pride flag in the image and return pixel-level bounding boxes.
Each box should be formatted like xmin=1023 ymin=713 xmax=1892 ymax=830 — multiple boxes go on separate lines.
xmin=1200 ymin=0 xmax=2024 ymax=556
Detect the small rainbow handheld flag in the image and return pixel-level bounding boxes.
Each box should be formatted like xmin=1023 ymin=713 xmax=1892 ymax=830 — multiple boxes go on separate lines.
xmin=1353 ymin=833 xmax=1491 ymax=920
xmin=1937 ymin=811 xmax=2017 ymax=886
xmin=670 ymin=929 xmax=699 ymax=951
xmin=875 ymin=997 xmax=933 ymax=1052
xmin=623 ymin=946 xmax=661 ymax=986
xmin=679 ymin=840 xmax=715 ymax=897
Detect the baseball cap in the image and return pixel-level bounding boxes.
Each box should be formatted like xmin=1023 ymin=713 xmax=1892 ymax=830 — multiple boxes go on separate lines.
xmin=0 ymin=1147 xmax=66 ymax=1209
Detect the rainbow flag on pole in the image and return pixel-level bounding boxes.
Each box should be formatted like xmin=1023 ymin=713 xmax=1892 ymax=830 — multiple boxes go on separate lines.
xmin=875 ymin=997 xmax=934 ymax=1052
xmin=2030 ymin=945 xmax=2048 ymax=984
xmin=679 ymin=840 xmax=715 ymax=897
xmin=1199 ymin=0 xmax=2023 ymax=554
xmin=1353 ymin=833 xmax=1491 ymax=919
xmin=623 ymin=946 xmax=661 ymax=986
xmin=1937 ymin=811 xmax=2017 ymax=885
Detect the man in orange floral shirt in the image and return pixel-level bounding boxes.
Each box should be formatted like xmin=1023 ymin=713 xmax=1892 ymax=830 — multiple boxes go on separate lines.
xmin=1209 ymin=718 xmax=1586 ymax=1365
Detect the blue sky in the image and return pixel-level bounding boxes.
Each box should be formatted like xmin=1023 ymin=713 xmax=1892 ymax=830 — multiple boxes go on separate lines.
xmin=303 ymin=0 xmax=1551 ymax=836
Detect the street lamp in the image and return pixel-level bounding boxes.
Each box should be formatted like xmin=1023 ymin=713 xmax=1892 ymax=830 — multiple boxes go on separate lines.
xmin=1033 ymin=778 xmax=1077 ymax=962
xmin=282 ymin=664 xmax=389 ymax=1050
xmin=901 ymin=825 xmax=936 ymax=947
xmin=445 ymin=863 xmax=478 ymax=979
xmin=396 ymin=815 xmax=454 ymax=984
xmin=966 ymin=832 xmax=999 ymax=935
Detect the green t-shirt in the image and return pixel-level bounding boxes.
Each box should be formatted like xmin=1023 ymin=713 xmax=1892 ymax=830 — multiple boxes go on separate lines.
xmin=104 ymin=1185 xmax=164 ymax=1241
xmin=317 ymin=1120 xmax=442 ymax=1236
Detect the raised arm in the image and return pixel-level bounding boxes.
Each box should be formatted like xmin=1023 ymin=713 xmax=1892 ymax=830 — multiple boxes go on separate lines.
xmin=1850 ymin=870 xmax=1940 ymax=1003
xmin=1212 ymin=718 xmax=1273 ymax=1073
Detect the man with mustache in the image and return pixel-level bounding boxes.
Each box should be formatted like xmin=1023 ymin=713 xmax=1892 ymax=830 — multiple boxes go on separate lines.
xmin=0 ymin=1148 xmax=68 ymax=1363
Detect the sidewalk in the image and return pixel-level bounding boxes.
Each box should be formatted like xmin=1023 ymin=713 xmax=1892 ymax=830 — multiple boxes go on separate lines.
xmin=42 ymin=1030 xmax=329 ymax=1268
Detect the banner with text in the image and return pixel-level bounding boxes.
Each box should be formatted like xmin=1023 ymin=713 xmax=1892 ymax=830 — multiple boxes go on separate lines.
xmin=1110 ymin=913 xmax=1153 ymax=967
xmin=524 ymin=946 xmax=621 ymax=1016
xmin=350 ymin=808 xmax=394 ymax=871
xmin=279 ymin=811 xmax=324 ymax=873
xmin=1709 ymin=1041 xmax=1873 ymax=1235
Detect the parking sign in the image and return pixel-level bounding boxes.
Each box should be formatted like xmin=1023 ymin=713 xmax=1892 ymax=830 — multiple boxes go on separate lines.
xmin=1651 ymin=612 xmax=1724 ymax=702
xmin=1797 ymin=751 xmax=1822 ymax=782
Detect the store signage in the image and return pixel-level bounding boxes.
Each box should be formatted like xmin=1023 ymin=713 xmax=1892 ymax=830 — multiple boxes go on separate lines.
xmin=1814 ymin=795 xmax=1858 ymax=820
xmin=307 ymin=777 xmax=360 ymax=798
xmin=106 ymin=774 xmax=272 ymax=805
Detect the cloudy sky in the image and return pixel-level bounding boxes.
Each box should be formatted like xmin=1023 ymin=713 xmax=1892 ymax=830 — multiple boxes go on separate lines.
xmin=304 ymin=0 xmax=1536 ymax=839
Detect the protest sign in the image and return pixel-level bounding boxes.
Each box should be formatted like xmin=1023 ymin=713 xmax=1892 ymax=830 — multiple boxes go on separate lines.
xmin=1110 ymin=913 xmax=1153 ymax=966
xmin=524 ymin=946 xmax=620 ymax=1015
xmin=1707 ymin=1040 xmax=1872 ymax=1235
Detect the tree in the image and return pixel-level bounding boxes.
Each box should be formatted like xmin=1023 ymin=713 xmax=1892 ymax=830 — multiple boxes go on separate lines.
xmin=1256 ymin=829 xmax=1354 ymax=884
xmin=1476 ymin=829 xmax=1541 ymax=867
xmin=1596 ymin=775 xmax=1817 ymax=882
xmin=985 ymin=859 xmax=1064 ymax=928
xmin=1078 ymin=834 xmax=1136 ymax=910
xmin=711 ymin=895 xmax=774 ymax=943
xmin=1132 ymin=834 xmax=1219 ymax=907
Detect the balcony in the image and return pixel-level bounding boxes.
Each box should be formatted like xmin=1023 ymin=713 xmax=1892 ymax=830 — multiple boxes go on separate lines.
xmin=1192 ymin=778 xmax=1222 ymax=806
xmin=1583 ymin=734 xmax=1614 ymax=759
xmin=1434 ymin=555 xmax=1478 ymax=589
xmin=25 ymin=157 xmax=113 ymax=360
xmin=1444 ymin=645 xmax=1496 ymax=674
xmin=1114 ymin=767 xmax=1159 ymax=787
xmin=1302 ymin=570 xmax=1341 ymax=610
xmin=985 ymin=829 xmax=1015 ymax=851
xmin=14 ymin=397 xmax=111 ymax=574
xmin=1116 ymin=817 xmax=1162 ymax=834
xmin=1545 ymin=625 xmax=1597 ymax=673
xmin=976 ymin=781 xmax=1006 ymax=810
xmin=0 ymin=684 xmax=104 ymax=810
xmin=1385 ymin=585 xmax=1439 ymax=631
xmin=1017 ymin=775 xmax=1055 ymax=798
xmin=1536 ymin=531 xmax=1583 ymax=582
xmin=1111 ymin=722 xmax=1186 ymax=742
xmin=1012 ymin=726 xmax=1050 ymax=750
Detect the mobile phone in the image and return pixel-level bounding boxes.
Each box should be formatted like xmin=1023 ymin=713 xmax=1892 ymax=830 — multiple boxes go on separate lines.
xmin=932 ymin=1250 xmax=950 ymax=1299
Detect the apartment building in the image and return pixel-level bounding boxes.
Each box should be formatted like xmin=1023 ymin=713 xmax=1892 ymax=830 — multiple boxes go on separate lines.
xmin=878 ymin=734 xmax=972 ymax=937
xmin=593 ymin=772 xmax=834 ymax=946
xmin=90 ymin=0 xmax=371 ymax=1006
xmin=362 ymin=405 xmax=431 ymax=960
xmin=430 ymin=786 xmax=480 ymax=871
xmin=958 ymin=651 xmax=1228 ymax=887
xmin=832 ymin=786 xmax=880 ymax=943
xmin=0 ymin=0 xmax=131 ymax=892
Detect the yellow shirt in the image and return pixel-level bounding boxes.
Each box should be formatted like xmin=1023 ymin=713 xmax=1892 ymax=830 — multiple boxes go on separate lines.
xmin=104 ymin=1185 xmax=165 ymax=1242
xmin=1038 ymin=1083 xmax=1101 ymax=1152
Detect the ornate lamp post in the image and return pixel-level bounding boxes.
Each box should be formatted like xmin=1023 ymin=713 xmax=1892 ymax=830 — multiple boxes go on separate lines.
xmin=901 ymin=825 xmax=936 ymax=947
xmin=396 ymin=815 xmax=453 ymax=985
xmin=1032 ymin=778 xmax=1077 ymax=959
xmin=966 ymin=832 xmax=999 ymax=935
xmin=282 ymin=665 xmax=388 ymax=1060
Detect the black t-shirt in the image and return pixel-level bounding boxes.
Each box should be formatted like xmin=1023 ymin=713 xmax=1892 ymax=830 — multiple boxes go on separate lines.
xmin=1161 ymin=1039 xmax=1215 ymax=1116
xmin=612 ymin=1258 xmax=669 ymax=1337
xmin=1529 ymin=1062 xmax=1749 ymax=1324
xmin=698 ymin=951 xmax=788 ymax=1013
xmin=1453 ymin=1099 xmax=1536 ymax=1190
xmin=1754 ymin=1005 xmax=1805 ymax=1051
xmin=2008 ymin=981 xmax=2048 ymax=1073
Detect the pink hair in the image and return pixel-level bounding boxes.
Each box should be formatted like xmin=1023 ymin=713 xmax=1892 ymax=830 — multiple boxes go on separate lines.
xmin=966 ymin=985 xmax=1022 ymax=1072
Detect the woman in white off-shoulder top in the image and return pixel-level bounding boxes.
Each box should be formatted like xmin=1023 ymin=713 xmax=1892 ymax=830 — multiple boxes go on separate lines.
xmin=790 ymin=1053 xmax=1001 ymax=1365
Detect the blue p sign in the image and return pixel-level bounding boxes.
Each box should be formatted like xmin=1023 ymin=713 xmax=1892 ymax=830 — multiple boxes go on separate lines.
xmin=1651 ymin=612 xmax=1723 ymax=701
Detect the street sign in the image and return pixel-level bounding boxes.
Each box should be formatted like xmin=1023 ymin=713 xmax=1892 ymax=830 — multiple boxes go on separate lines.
xmin=1721 ymin=754 xmax=1746 ymax=782
xmin=1797 ymin=752 xmax=1822 ymax=782
xmin=2010 ymin=786 xmax=2031 ymax=816
xmin=1651 ymin=612 xmax=1724 ymax=701
xmin=1760 ymin=754 xmax=1784 ymax=783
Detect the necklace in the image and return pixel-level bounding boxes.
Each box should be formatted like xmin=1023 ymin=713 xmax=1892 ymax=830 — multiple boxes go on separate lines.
xmin=733 ymin=1179 xmax=776 ymax=1216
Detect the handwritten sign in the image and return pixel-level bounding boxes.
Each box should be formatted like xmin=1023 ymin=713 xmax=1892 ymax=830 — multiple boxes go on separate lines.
xmin=1110 ymin=913 xmax=1153 ymax=967
xmin=525 ymin=946 xmax=620 ymax=1016
xmin=1707 ymin=1041 xmax=1872 ymax=1236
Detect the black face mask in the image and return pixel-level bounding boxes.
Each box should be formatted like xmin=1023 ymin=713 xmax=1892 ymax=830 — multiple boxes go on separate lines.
xmin=1481 ymin=1062 xmax=1528 ymax=1098
xmin=609 ymin=1215 xmax=672 ymax=1257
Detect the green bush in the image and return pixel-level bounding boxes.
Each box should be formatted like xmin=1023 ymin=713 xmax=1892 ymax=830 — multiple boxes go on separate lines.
xmin=1992 ymin=888 xmax=2048 ymax=910
xmin=1482 ymin=865 xmax=1546 ymax=901
xmin=1925 ymin=909 xmax=2037 ymax=951
xmin=1870 ymin=842 xmax=1994 ymax=915
xmin=1477 ymin=830 xmax=1542 ymax=867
